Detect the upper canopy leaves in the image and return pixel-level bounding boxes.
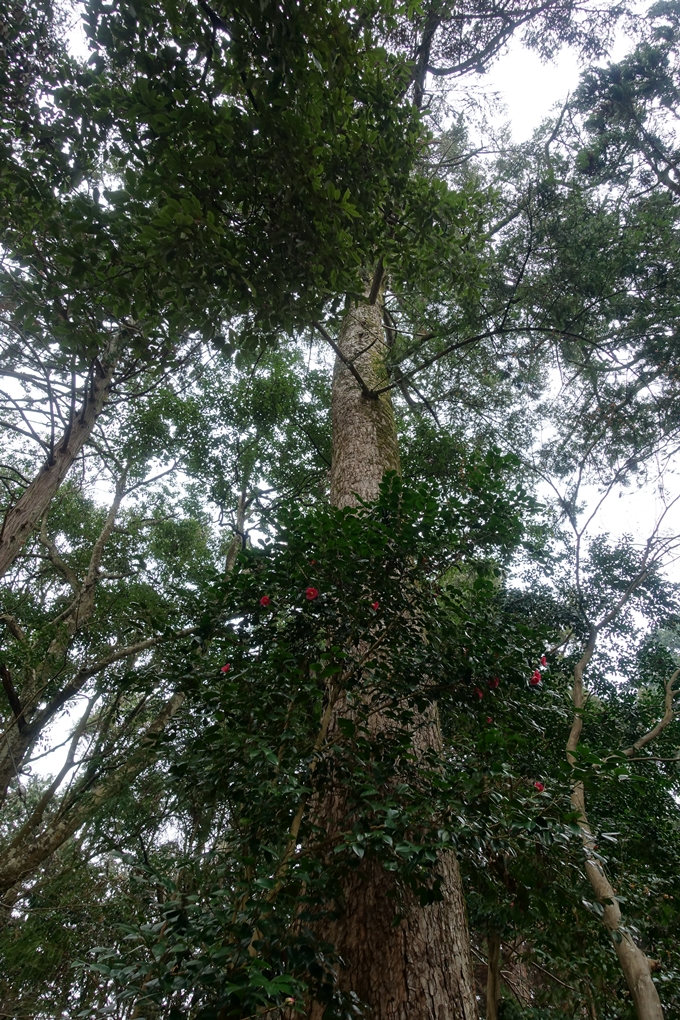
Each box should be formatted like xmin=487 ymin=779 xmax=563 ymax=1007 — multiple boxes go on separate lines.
xmin=2 ymin=0 xmax=435 ymax=356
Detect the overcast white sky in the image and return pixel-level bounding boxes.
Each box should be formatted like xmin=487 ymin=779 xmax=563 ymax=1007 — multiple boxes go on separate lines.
xmin=482 ymin=46 xmax=587 ymax=142
xmin=480 ymin=13 xmax=641 ymax=142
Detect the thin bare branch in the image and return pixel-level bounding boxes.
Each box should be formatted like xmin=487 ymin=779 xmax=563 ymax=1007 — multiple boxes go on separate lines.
xmin=312 ymin=321 xmax=375 ymax=399
xmin=623 ymin=667 xmax=680 ymax=757
xmin=0 ymin=614 xmax=27 ymax=644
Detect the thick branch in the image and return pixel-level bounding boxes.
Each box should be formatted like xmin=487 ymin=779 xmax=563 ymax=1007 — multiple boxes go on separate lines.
xmin=225 ymin=480 xmax=249 ymax=575
xmin=39 ymin=518 xmax=81 ymax=595
xmin=0 ymin=664 xmax=25 ymax=732
xmin=312 ymin=320 xmax=375 ymax=400
xmin=0 ymin=345 xmax=119 ymax=580
xmin=410 ymin=7 xmax=440 ymax=109
xmin=0 ymin=614 xmax=27 ymax=644
xmin=367 ymin=260 xmax=385 ymax=305
xmin=623 ymin=667 xmax=680 ymax=757
xmin=69 ymin=468 xmax=129 ymax=630
xmin=566 ymin=633 xmax=664 ymax=1017
xmin=566 ymin=627 xmax=597 ymax=769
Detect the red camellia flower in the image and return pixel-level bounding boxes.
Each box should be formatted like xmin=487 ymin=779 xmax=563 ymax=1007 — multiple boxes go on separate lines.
xmin=530 ymin=669 xmax=541 ymax=686
xmin=488 ymin=676 xmax=499 ymax=689
xmin=486 ymin=716 xmax=493 ymax=724
xmin=260 ymin=595 xmax=271 ymax=607
xmin=474 ymin=687 xmax=484 ymax=699
xmin=541 ymin=654 xmax=547 ymax=666
xmin=305 ymin=587 xmax=319 ymax=601
xmin=371 ymin=601 xmax=380 ymax=610
xmin=534 ymin=781 xmax=545 ymax=792
xmin=220 ymin=664 xmax=231 ymax=673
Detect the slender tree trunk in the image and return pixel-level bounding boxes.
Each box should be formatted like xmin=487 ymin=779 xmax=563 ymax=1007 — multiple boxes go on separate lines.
xmin=309 ymin=298 xmax=478 ymax=1020
xmin=0 ymin=691 xmax=184 ymax=896
xmin=586 ymin=987 xmax=598 ymax=1019
xmin=0 ymin=472 xmax=127 ymax=803
xmin=0 ymin=352 xmax=117 ymax=580
xmin=225 ymin=480 xmax=248 ymax=574
xmin=567 ymin=640 xmax=664 ymax=1020
xmin=486 ymin=932 xmax=501 ymax=1020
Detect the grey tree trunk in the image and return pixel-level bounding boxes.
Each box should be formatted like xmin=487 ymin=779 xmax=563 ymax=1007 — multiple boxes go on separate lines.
xmin=329 ymin=301 xmax=400 ymax=508
xmin=0 ymin=353 xmax=117 ymax=580
xmin=309 ymin=299 xmax=478 ymax=1020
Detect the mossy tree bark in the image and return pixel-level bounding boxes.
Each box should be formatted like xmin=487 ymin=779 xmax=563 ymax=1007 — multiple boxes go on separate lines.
xmin=309 ymin=298 xmax=478 ymax=1020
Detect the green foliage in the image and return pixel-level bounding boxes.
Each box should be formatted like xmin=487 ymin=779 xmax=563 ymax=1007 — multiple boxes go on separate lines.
xmin=63 ymin=468 xmax=556 ymax=1019
xmin=574 ymin=1 xmax=680 ymax=189
xmin=1 ymin=0 xmax=477 ymax=361
xmin=0 ymin=846 xmax=138 ymax=1018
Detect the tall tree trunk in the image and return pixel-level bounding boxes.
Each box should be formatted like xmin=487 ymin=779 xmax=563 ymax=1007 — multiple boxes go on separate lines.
xmin=0 ymin=351 xmax=117 ymax=580
xmin=486 ymin=932 xmax=501 ymax=1020
xmin=329 ymin=300 xmax=400 ymax=508
xmin=567 ymin=640 xmax=664 ymax=1020
xmin=309 ymin=299 xmax=478 ymax=1020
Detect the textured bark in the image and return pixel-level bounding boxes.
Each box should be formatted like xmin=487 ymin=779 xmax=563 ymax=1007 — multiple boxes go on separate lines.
xmin=0 ymin=352 xmax=117 ymax=580
xmin=330 ymin=301 xmax=400 ymax=509
xmin=567 ymin=639 xmax=664 ymax=1020
xmin=308 ymin=299 xmax=478 ymax=1020
xmin=486 ymin=932 xmax=501 ymax=1020
xmin=309 ymin=700 xmax=478 ymax=1020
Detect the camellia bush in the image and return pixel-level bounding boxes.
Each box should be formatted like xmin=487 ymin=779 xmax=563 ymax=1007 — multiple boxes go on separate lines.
xmin=72 ymin=464 xmax=582 ymax=1019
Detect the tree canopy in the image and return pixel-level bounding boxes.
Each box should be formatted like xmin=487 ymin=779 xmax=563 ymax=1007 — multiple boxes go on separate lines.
xmin=1 ymin=0 xmax=680 ymax=1018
